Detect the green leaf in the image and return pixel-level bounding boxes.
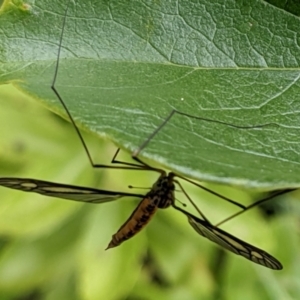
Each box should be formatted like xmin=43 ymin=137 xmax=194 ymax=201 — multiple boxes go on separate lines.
xmin=1 ymin=0 xmax=300 ymax=189
xmin=265 ymin=0 xmax=300 ymax=16
xmin=0 ymin=83 xmax=299 ymax=299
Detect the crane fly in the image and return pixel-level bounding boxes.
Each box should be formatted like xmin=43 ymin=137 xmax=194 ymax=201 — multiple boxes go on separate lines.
xmin=0 ymin=0 xmax=294 ymax=272
xmin=0 ymin=158 xmax=292 ymax=270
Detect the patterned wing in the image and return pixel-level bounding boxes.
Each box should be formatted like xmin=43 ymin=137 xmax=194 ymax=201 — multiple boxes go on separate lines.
xmin=187 ymin=214 xmax=282 ymax=270
xmin=0 ymin=177 xmax=143 ymax=203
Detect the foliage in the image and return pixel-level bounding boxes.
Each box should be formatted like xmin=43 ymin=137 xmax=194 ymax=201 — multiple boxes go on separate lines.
xmin=1 ymin=0 xmax=300 ymax=188
xmin=1 ymin=0 xmax=300 ymax=299
xmin=0 ymin=85 xmax=299 ymax=300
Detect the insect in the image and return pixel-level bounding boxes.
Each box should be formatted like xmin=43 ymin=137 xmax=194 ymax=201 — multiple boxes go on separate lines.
xmin=0 ymin=0 xmax=293 ymax=272
xmin=0 ymin=154 xmax=292 ymax=270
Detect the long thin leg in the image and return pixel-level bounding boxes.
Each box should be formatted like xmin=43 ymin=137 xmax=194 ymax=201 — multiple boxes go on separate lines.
xmin=112 ymin=149 xmax=164 ymax=174
xmin=174 ymin=179 xmax=211 ymax=223
xmin=215 ymin=188 xmax=296 ymax=227
xmin=52 ymin=4 xmax=278 ymax=175
xmin=50 ymin=1 xmax=160 ymax=174
xmin=132 ymin=110 xmax=176 ymax=157
xmin=51 ymin=0 xmax=97 ymax=166
xmin=174 ymin=174 xmax=246 ymax=209
xmin=110 ymin=148 xmax=145 ymax=168
xmin=132 ymin=109 xmax=280 ymax=157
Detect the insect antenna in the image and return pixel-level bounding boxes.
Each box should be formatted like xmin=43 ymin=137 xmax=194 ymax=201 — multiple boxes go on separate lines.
xmin=128 ymin=185 xmax=151 ymax=190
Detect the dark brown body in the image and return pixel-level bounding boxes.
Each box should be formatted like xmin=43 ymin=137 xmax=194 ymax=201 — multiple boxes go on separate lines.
xmin=106 ymin=172 xmax=175 ymax=249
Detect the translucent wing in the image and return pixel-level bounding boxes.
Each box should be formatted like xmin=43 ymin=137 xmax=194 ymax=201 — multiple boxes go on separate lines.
xmin=0 ymin=177 xmax=143 ymax=203
xmin=187 ymin=214 xmax=282 ymax=270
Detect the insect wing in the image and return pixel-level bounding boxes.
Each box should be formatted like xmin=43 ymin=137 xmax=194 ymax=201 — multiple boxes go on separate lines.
xmin=0 ymin=178 xmax=143 ymax=204
xmin=187 ymin=215 xmax=282 ymax=270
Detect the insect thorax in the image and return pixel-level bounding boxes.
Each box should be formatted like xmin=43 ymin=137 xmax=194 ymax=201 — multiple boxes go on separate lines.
xmin=147 ymin=172 xmax=175 ymax=209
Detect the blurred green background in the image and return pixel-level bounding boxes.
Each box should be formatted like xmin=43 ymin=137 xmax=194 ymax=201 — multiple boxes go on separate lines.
xmin=0 ymin=84 xmax=300 ymax=300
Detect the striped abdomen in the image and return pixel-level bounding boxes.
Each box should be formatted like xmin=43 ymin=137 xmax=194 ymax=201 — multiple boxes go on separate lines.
xmin=106 ymin=197 xmax=158 ymax=249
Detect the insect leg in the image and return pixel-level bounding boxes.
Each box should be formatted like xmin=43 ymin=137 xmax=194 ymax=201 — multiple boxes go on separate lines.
xmin=51 ymin=0 xmax=161 ymax=174
xmin=174 ymin=174 xmax=246 ymax=209
xmin=132 ymin=108 xmax=279 ymax=158
xmin=173 ymin=179 xmax=211 ymax=223
xmin=215 ymin=188 xmax=296 ymax=227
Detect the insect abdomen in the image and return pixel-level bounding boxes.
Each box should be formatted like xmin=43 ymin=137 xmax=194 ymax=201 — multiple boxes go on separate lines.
xmin=106 ymin=197 xmax=158 ymax=249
